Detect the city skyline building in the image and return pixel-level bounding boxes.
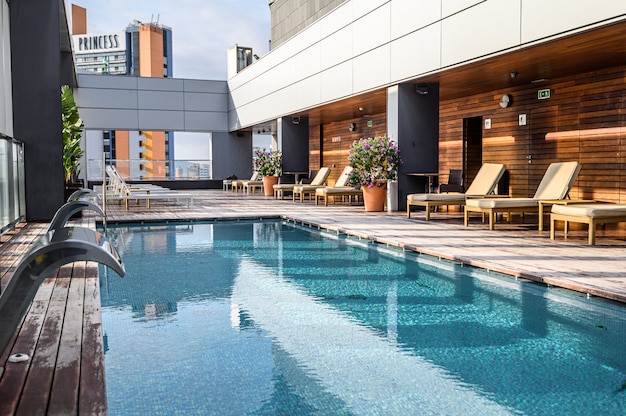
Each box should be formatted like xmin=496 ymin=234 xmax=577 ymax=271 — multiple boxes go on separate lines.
xmin=71 ymin=4 xmax=175 ymax=180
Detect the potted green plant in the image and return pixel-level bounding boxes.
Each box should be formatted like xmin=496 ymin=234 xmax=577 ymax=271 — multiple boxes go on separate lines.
xmin=61 ymin=85 xmax=84 ymax=188
xmin=253 ymin=148 xmax=282 ymax=196
xmin=348 ymin=135 xmax=401 ymax=211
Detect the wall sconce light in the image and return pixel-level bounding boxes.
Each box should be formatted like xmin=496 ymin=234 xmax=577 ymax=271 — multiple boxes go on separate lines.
xmin=349 ymin=123 xmax=356 ymax=132
xmin=415 ymin=84 xmax=429 ymax=95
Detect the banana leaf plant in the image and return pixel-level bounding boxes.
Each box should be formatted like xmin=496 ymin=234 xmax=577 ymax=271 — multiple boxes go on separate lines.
xmin=61 ymin=85 xmax=84 ymax=184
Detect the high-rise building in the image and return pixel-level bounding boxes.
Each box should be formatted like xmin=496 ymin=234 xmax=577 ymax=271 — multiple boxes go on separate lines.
xmin=71 ymin=5 xmax=174 ymax=180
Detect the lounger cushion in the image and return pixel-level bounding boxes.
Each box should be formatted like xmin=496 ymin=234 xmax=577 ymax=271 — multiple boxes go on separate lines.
xmin=406 ymin=163 xmax=506 ymax=204
xmin=317 ymin=186 xmax=361 ymax=195
xmin=407 ymin=193 xmax=466 ymax=202
xmin=551 ymin=203 xmax=626 ymax=218
xmin=273 ymin=183 xmax=296 ymax=190
xmin=464 ymin=163 xmax=506 ymax=195
xmin=465 ymin=197 xmax=537 ymax=209
xmin=533 ymin=161 xmax=582 ymax=200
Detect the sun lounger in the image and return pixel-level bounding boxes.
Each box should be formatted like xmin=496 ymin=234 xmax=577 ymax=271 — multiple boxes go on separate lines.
xmin=104 ymin=166 xmax=194 ymax=210
xmin=273 ymin=170 xmax=316 ymax=199
xmin=550 ymin=203 xmax=626 ymax=245
xmin=231 ymin=172 xmax=260 ymax=192
xmin=407 ymin=163 xmax=506 ymax=219
xmin=314 ymin=166 xmax=363 ymax=206
xmin=464 ymin=161 xmax=582 ymax=230
xmin=292 ymin=167 xmax=331 ymax=202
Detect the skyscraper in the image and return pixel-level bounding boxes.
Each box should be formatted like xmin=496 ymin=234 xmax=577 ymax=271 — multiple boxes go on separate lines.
xmin=71 ymin=5 xmax=174 ymax=180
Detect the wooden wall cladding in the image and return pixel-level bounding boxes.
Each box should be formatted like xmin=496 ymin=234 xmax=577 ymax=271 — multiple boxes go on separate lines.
xmin=318 ymin=113 xmax=387 ymax=185
xmin=440 ymin=66 xmax=626 ymax=203
xmin=308 ymin=124 xmax=321 ymax=172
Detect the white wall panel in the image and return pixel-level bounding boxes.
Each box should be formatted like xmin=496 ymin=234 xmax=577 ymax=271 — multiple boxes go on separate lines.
xmin=441 ymin=0 xmax=520 ymax=67
xmin=351 ymin=0 xmax=388 ymax=21
xmin=295 ymin=76 xmax=322 ymax=110
xmin=272 ymin=59 xmax=297 ymax=94
xmin=319 ymin=1 xmax=353 ymax=38
xmin=390 ymin=23 xmax=441 ymax=81
xmin=138 ymin=91 xmax=184 ymax=111
xmin=391 ymin=0 xmax=441 ymax=39
xmin=441 ymin=0 xmax=483 ymax=18
xmin=352 ymin=3 xmax=391 ymax=56
xmin=138 ymin=110 xmax=185 ymax=131
xmin=294 ymin=42 xmax=321 ymax=80
xmin=320 ymin=61 xmax=354 ymax=103
xmin=521 ymin=0 xmax=626 ymax=43
xmin=320 ymin=26 xmax=353 ymax=70
xmin=353 ymin=45 xmax=391 ymax=92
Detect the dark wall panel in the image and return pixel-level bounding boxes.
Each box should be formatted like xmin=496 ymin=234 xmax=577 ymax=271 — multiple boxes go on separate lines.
xmin=11 ymin=0 xmax=65 ymax=220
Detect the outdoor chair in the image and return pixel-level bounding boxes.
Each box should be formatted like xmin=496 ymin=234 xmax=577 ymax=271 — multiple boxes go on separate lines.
xmin=438 ymin=169 xmax=464 ymax=193
xmin=315 ymin=166 xmax=363 ymax=206
xmin=550 ymin=203 xmax=626 ymax=245
xmin=273 ymin=170 xmax=318 ymax=199
xmin=407 ymin=163 xmax=506 ymax=220
xmin=231 ymin=172 xmax=260 ymax=193
xmin=464 ymin=161 xmax=582 ymax=230
xmin=292 ymin=167 xmax=331 ymax=202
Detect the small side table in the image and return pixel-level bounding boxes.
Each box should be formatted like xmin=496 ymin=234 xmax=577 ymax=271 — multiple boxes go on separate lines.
xmin=406 ymin=173 xmax=440 ymax=193
xmin=538 ymin=199 xmax=595 ymax=232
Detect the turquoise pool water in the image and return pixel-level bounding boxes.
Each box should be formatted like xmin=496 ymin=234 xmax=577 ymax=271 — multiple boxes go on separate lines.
xmin=100 ymin=220 xmax=626 ymax=415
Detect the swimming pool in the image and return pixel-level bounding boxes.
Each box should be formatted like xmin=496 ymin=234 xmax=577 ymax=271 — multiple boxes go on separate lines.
xmin=100 ymin=220 xmax=626 ymax=415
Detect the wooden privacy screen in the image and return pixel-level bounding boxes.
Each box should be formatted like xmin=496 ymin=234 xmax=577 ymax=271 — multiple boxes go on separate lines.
xmin=440 ymin=65 xmax=626 ymax=203
xmin=308 ymin=66 xmax=625 ymax=204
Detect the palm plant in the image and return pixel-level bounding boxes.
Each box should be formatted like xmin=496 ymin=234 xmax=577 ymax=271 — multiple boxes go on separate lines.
xmin=61 ymin=85 xmax=84 ymax=184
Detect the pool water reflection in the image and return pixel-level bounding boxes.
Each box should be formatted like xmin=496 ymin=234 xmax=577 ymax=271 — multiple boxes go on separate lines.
xmin=100 ymin=220 xmax=626 ymax=415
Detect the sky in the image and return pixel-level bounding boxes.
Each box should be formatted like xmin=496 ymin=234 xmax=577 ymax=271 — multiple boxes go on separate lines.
xmin=72 ymin=0 xmax=272 ymax=157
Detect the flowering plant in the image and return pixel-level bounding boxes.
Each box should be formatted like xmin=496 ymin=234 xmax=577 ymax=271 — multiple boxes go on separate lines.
xmin=348 ymin=135 xmax=400 ymax=189
xmin=253 ymin=148 xmax=282 ymax=176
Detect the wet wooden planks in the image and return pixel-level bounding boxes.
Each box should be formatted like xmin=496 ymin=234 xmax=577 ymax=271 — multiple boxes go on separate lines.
xmin=0 ymin=223 xmax=106 ymax=415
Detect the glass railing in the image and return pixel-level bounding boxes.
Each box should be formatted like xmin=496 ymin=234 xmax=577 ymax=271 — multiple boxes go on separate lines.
xmin=87 ymin=158 xmax=212 ymax=182
xmin=0 ymin=133 xmax=26 ymax=236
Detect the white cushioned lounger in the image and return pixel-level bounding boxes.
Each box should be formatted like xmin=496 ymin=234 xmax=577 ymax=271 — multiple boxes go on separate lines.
xmin=406 ymin=163 xmax=505 ymax=220
xmin=550 ymin=203 xmax=626 ymax=245
xmin=464 ymin=161 xmax=582 ymax=230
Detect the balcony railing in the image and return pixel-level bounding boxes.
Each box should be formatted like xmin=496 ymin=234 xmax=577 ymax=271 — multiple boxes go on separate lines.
xmin=0 ymin=134 xmax=26 ymax=236
xmin=87 ymin=158 xmax=212 ymax=182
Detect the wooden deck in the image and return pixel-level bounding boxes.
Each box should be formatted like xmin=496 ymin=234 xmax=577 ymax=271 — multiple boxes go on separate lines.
xmin=1 ymin=189 xmax=625 ymax=414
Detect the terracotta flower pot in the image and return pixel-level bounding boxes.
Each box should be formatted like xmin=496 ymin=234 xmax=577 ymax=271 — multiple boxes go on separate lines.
xmin=262 ymin=176 xmax=279 ymax=197
xmin=362 ymin=181 xmax=387 ymax=212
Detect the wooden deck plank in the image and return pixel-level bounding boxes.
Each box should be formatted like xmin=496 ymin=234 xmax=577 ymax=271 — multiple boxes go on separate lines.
xmin=15 ymin=267 xmax=71 ymax=416
xmin=79 ymin=262 xmax=107 ymax=416
xmin=48 ymin=263 xmax=85 ymax=415
xmin=0 ymin=274 xmax=56 ymax=415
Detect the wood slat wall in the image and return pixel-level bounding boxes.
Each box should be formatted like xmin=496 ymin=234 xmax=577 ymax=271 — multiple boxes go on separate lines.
xmin=440 ymin=66 xmax=626 ymax=202
xmin=318 ymin=114 xmax=387 ymax=185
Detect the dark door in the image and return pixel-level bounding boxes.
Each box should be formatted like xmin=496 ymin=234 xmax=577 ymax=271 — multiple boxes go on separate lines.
xmin=463 ymin=116 xmax=483 ymax=187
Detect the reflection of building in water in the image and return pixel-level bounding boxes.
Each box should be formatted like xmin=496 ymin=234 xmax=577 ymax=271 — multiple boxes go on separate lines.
xmin=187 ymin=162 xmax=211 ymax=178
xmin=134 ymin=303 xmax=178 ymax=320
xmin=71 ymin=5 xmax=174 ymax=180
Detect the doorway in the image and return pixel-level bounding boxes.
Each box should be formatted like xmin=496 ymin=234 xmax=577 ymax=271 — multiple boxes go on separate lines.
xmin=463 ymin=116 xmax=483 ymax=187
